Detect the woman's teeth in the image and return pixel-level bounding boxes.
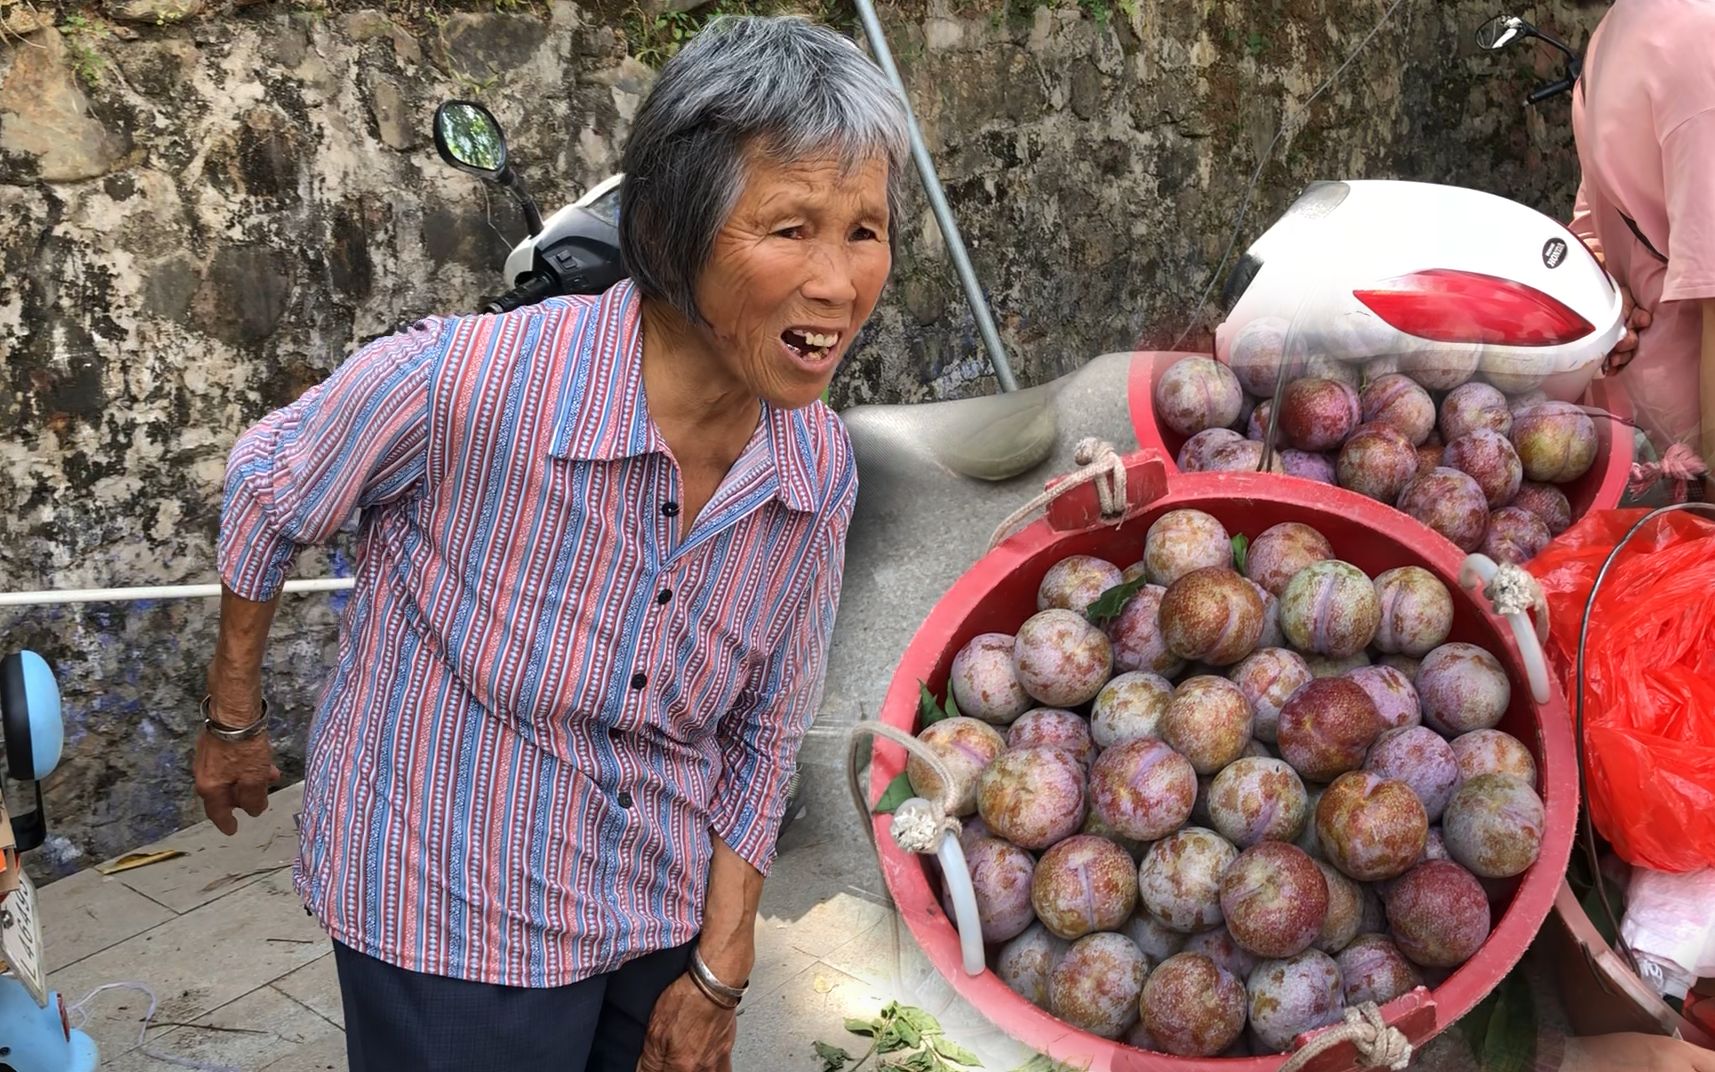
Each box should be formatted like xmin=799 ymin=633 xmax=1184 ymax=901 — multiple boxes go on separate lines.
xmin=784 ymin=329 xmax=841 ymax=356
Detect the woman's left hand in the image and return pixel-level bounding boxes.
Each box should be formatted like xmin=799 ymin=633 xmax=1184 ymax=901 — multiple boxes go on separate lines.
xmin=636 ymin=974 xmax=738 ymax=1072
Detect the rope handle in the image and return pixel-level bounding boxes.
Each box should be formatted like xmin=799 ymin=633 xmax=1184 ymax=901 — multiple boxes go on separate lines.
xmin=1627 ymin=442 xmax=1708 ymax=504
xmin=1277 ymin=1001 xmax=1414 ymax=1072
xmin=846 ymin=722 xmax=986 ymax=977
xmin=987 ymin=437 xmax=1128 ymax=552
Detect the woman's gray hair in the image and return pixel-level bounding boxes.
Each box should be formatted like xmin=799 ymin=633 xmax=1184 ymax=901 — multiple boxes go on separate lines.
xmin=618 ymin=15 xmax=911 ymax=324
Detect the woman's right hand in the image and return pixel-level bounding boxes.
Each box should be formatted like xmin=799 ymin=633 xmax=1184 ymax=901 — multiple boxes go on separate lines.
xmin=194 ymin=688 xmax=282 ymax=836
xmin=1604 ymin=285 xmax=1654 ymax=375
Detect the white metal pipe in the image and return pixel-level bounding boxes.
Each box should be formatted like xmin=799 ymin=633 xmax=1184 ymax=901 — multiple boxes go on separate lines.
xmin=0 ymin=577 xmax=355 ymax=609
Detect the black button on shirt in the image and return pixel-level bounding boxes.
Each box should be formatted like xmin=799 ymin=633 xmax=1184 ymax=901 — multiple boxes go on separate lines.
xmin=630 ymin=672 xmax=648 ymax=690
xmin=616 ymin=791 xmax=633 ymax=808
xmin=656 ymin=589 xmax=672 ymax=605
xmin=661 ymin=501 xmax=680 ymax=517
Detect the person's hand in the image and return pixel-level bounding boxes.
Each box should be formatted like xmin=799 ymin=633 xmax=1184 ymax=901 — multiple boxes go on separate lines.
xmin=1561 ymin=1032 xmax=1715 ymax=1072
xmin=1603 ymin=285 xmax=1653 ymax=375
xmin=193 ymin=689 xmax=281 ymax=836
xmin=635 ymin=974 xmax=737 ymax=1072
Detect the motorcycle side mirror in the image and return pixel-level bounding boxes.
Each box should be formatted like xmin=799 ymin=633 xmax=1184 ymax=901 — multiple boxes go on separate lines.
xmin=433 ymin=99 xmax=510 ymax=179
xmin=431 ymin=99 xmax=545 ymax=237
xmin=1476 ymin=13 xmax=1529 ymax=50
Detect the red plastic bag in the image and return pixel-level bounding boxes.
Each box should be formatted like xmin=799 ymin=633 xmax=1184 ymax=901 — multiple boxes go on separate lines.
xmin=1528 ymin=508 xmax=1715 ymax=872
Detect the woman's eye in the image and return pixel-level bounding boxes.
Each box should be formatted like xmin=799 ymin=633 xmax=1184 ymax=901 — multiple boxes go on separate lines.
xmin=773 ymin=225 xmax=804 ymax=239
xmin=851 ymin=226 xmax=880 ymax=241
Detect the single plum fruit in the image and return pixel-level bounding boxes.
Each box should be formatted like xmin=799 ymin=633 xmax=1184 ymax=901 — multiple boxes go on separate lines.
xmin=1163 ymin=676 xmax=1256 ymax=776
xmin=1397 ymin=467 xmax=1490 ymax=551
xmin=1441 ymin=773 xmax=1545 ymax=879
xmin=1007 ymin=708 xmax=1097 ymax=768
xmin=1315 ymin=770 xmax=1430 ymax=882
xmin=1141 ymin=953 xmax=1248 ymax=1057
xmin=1449 ymin=729 xmax=1537 ymax=787
xmin=1338 ymin=422 xmax=1420 ymax=503
xmin=949 ymin=633 xmax=1033 ymax=725
xmin=1039 ymin=554 xmax=1125 ymax=616
xmin=1370 ymin=566 xmax=1454 ymax=657
xmin=1281 ymin=378 xmax=1363 ymax=452
xmin=1279 ymin=560 xmax=1380 ymax=659
xmin=1384 ymin=860 xmax=1491 ymax=968
xmin=1090 ymin=671 xmax=1174 ymax=749
xmin=1277 ymin=678 xmax=1384 ymax=783
xmin=1416 ymin=643 xmax=1511 ymax=736
xmin=1336 ymin=934 xmax=1424 ymax=1007
xmin=1208 ymin=757 xmax=1310 ymax=848
xmin=949 ymin=836 xmax=1036 ymax=943
xmin=1145 ymin=509 xmax=1234 ymax=586
xmin=1139 ymin=827 xmax=1240 ymax=933
xmin=1229 ymin=647 xmax=1314 ymax=745
xmin=1360 ymin=374 xmax=1436 ymax=446
xmin=1440 ymin=382 xmax=1513 ymax=441
xmin=1510 ymin=401 xmax=1598 ymax=483
xmin=1013 ymin=609 xmax=1113 ymax=708
xmin=908 ymin=716 xmax=1006 ymax=816
xmin=1032 ymin=834 xmax=1139 ymax=940
xmin=1050 ymin=932 xmax=1149 ymax=1039
xmin=978 ymin=746 xmax=1087 ymax=850
xmin=1246 ymin=950 xmax=1344 ymax=1053
xmin=1245 ymin=522 xmax=1334 ymax=598
xmin=997 ymin=923 xmax=1070 ymax=1009
xmin=1090 ymin=737 xmax=1198 ymax=842
xmin=1220 ymin=842 xmax=1330 ymax=959
xmin=1157 ymin=357 xmax=1245 ymax=438
xmin=1105 ymin=583 xmax=1186 ymax=678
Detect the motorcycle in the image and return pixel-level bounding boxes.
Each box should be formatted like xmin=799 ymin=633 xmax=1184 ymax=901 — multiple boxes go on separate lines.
xmin=0 ymin=651 xmax=100 ymax=1072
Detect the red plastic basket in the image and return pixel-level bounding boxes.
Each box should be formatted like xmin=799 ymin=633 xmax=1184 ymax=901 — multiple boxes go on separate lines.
xmin=1126 ymin=351 xmax=1636 ymax=523
xmin=867 ymin=454 xmax=1578 ymax=1072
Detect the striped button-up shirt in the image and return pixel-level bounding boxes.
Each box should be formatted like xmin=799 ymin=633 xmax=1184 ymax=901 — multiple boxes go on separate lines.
xmin=217 ymin=280 xmax=855 ymax=987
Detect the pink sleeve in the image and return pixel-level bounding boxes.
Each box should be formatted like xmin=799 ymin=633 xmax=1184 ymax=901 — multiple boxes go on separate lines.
xmin=1663 ymin=108 xmax=1715 ymax=302
xmin=1570 ymin=179 xmax=1603 ymax=262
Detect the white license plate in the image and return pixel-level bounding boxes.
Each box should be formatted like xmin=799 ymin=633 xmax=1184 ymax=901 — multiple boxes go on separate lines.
xmin=1 ymin=867 xmax=48 ymax=1007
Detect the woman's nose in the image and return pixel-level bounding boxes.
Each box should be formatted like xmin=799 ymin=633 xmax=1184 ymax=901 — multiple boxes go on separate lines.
xmin=800 ymin=242 xmax=858 ymax=305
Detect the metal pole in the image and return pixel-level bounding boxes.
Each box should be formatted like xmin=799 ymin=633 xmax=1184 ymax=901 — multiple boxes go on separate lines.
xmin=0 ymin=577 xmax=354 ymax=608
xmin=849 ymin=0 xmax=1021 ymax=394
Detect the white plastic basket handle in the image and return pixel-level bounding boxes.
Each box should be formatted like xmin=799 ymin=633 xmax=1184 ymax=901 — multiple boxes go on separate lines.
xmin=1459 ymin=554 xmax=1552 ymax=705
xmin=846 ymin=721 xmax=987 ymax=977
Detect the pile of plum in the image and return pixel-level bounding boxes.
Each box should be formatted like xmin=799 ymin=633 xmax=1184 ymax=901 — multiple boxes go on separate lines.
xmin=904 ymin=510 xmax=1547 ymax=1056
xmin=1155 ymin=328 xmax=1601 ymax=563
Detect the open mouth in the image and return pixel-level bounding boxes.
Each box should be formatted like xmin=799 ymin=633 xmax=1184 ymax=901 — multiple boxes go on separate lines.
xmin=780 ymin=328 xmax=842 ymax=365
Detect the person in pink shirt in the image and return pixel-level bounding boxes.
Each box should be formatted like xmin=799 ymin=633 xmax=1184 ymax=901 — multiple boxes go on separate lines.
xmin=1569 ymin=0 xmax=1715 ymax=497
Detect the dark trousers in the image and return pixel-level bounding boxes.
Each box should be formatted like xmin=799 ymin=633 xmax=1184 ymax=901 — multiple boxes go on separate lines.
xmin=332 ymin=938 xmax=696 ymax=1072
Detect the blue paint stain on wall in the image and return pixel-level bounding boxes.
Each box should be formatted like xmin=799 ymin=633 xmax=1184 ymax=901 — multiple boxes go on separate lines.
xmin=329 ymin=547 xmax=354 ymax=615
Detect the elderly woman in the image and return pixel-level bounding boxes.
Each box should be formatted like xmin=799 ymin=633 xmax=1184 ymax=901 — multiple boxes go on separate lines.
xmin=192 ymin=16 xmax=907 ymax=1072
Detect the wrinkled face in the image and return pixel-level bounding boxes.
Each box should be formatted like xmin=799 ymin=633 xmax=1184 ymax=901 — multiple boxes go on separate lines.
xmin=692 ymin=147 xmax=893 ymax=410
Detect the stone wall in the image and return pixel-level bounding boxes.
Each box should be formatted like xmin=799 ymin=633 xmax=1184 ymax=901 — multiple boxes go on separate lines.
xmin=0 ymin=0 xmax=1601 ymax=876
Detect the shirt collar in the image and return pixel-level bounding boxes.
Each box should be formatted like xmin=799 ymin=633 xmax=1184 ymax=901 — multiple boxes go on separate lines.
xmin=548 ymin=280 xmax=822 ymax=514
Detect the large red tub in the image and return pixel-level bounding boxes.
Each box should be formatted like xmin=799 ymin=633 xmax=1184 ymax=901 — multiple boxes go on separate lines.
xmin=1126 ymin=351 xmax=1635 ymax=523
xmin=867 ymin=457 xmax=1578 ymax=1072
